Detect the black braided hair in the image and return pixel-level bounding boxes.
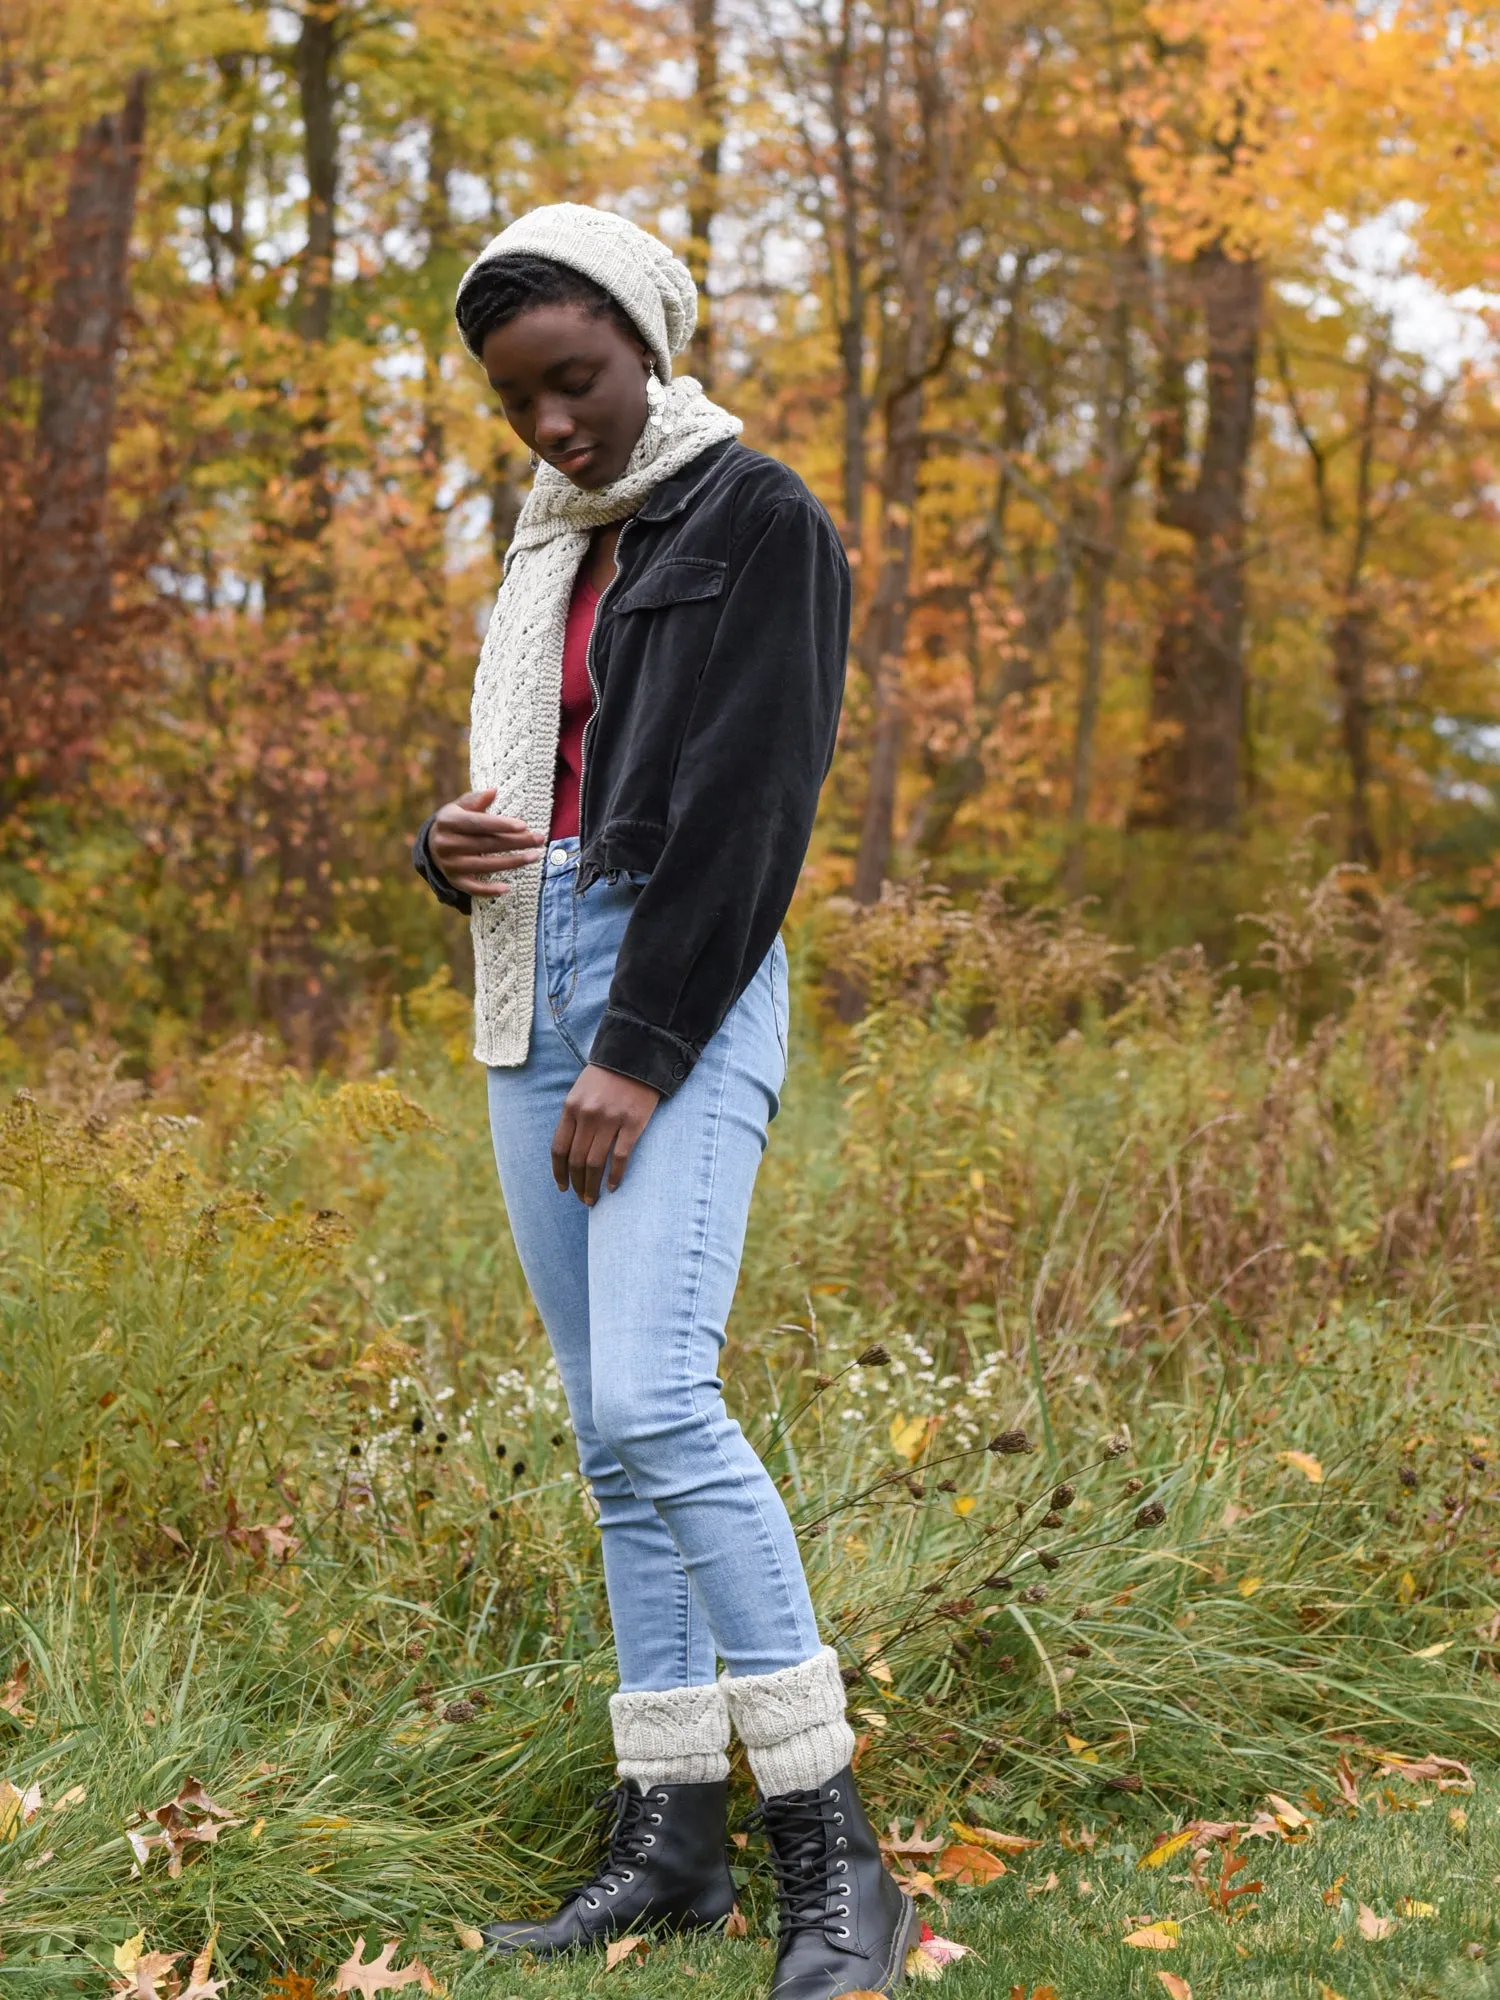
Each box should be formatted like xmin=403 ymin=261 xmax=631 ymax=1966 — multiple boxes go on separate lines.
xmin=455 ymin=252 xmax=644 ymax=361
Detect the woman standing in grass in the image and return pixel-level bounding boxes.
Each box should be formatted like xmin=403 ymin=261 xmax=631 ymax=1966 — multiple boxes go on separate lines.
xmin=412 ymin=204 xmax=915 ymax=1998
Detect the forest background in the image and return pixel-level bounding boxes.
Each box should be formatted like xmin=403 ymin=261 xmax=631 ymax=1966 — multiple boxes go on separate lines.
xmin=4 ymin=0 xmax=1500 ymax=1058
xmin=5 ymin=2 xmax=1500 ymax=1996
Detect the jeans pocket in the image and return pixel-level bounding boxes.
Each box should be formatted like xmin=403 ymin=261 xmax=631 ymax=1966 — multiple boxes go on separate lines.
xmin=770 ymin=936 xmax=790 ymax=1079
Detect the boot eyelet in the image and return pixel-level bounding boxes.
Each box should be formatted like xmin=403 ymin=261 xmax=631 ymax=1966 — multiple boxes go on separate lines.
xmin=585 ymin=1897 xmax=601 ymax=1910
xmin=642 ymin=1834 xmax=656 ymax=1845
xmin=833 ymin=1812 xmax=844 ymax=1824
xmin=836 ymin=1836 xmax=847 ymax=1848
xmin=836 ymin=1859 xmax=848 ymax=1871
xmin=835 ymin=1904 xmax=850 ymax=1917
xmin=605 ymin=1884 xmax=618 ymax=1895
xmin=833 ymin=1925 xmax=851 ymax=1939
xmin=830 ymin=1788 xmax=839 ymax=1799
xmin=655 ymin=1791 xmax=669 ymax=1803
xmin=621 ymin=1870 xmax=634 ymax=1882
xmin=649 ymin=1812 xmax=663 ymax=1824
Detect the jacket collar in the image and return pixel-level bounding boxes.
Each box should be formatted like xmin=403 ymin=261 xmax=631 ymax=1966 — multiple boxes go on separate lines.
xmin=634 ymin=438 xmax=738 ymax=524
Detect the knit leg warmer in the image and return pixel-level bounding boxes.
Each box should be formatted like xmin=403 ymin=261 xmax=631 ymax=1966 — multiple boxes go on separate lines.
xmin=609 ymin=1682 xmax=731 ymax=1788
xmin=720 ymin=1646 xmax=857 ymax=1798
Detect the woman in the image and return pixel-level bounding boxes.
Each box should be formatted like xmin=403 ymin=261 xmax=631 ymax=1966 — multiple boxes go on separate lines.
xmin=413 ymin=203 xmax=915 ymax=1999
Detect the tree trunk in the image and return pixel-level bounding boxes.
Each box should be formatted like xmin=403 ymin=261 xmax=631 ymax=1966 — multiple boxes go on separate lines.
xmin=1129 ymin=249 xmax=1261 ymax=833
xmin=851 ymin=372 xmax=924 ymax=901
xmin=7 ymin=71 xmax=147 ymax=795
xmin=828 ymin=2 xmax=867 ymax=549
xmin=295 ymin=1 xmax=338 ymax=344
xmin=686 ymin=0 xmax=722 ymax=388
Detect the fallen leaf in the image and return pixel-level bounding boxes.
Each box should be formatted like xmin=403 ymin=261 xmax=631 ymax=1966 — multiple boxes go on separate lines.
xmin=914 ymin=1935 xmax=972 ymax=1966
xmin=1397 ymin=1898 xmax=1438 ymax=1918
xmin=605 ymin=1935 xmax=649 ymax=1970
xmin=1026 ymin=1870 xmax=1060 ymax=1898
xmin=952 ymin=1496 xmax=976 ymax=1518
xmin=52 ymin=1785 xmax=85 ymax=1812
xmin=1139 ymin=1828 xmax=1196 ymax=1870
xmin=881 ymin=1818 xmax=947 ymax=1859
xmin=1276 ymin=1450 xmax=1324 ymax=1484
xmin=115 ymin=1933 xmax=146 ymax=1975
xmin=453 ymin=1926 xmax=483 ymax=1952
xmin=265 ymin=1977 xmax=322 ymax=2000
xmin=1124 ymin=1921 xmax=1181 ymax=1949
xmin=1449 ymin=1808 xmax=1468 ymax=1832
xmin=1266 ymin=1792 xmax=1310 ymax=1831
xmin=1335 ymin=1757 xmax=1359 ymax=1810
xmin=1322 ymin=1875 xmax=1346 ymax=1907
xmin=0 ymin=1778 xmax=42 ymax=1839
xmin=901 ymin=1869 xmax=940 ymax=1899
xmin=1414 ymin=1641 xmax=1452 ymax=1659
xmin=935 ymin=1843 xmax=1005 ymax=1884
xmin=1157 ymin=1975 xmax=1192 ymax=2000
xmin=1237 ymin=1576 xmax=1262 ymax=1598
xmin=947 ymin=1822 xmax=1041 ymax=1854
xmin=1318 ymin=1987 xmax=1348 ymax=2000
xmin=332 ymin=1937 xmax=439 ymax=1994
xmin=0 ymin=1657 xmax=30 ymax=1721
xmin=724 ymin=1907 xmax=748 ymax=1939
xmin=1370 ymin=1751 xmax=1473 ymax=1791
xmin=126 ymin=1776 xmax=244 ymax=1880
xmin=1357 ymin=1904 xmax=1397 ymax=1940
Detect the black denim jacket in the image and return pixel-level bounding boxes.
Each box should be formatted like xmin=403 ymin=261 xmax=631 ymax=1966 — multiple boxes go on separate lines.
xmin=412 ymin=439 xmax=851 ymax=1097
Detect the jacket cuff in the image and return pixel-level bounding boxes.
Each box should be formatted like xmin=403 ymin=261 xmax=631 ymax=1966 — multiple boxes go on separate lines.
xmin=412 ymin=814 xmax=472 ymax=914
xmin=589 ymin=1008 xmax=700 ymax=1098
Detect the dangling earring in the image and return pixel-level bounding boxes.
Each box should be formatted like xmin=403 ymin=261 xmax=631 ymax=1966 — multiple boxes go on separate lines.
xmin=528 ymin=447 xmax=539 ymax=471
xmin=644 ymin=364 xmax=666 ymax=440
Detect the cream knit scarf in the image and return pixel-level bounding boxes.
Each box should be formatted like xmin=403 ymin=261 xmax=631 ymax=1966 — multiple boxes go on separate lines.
xmin=467 ymin=375 xmax=742 ymax=1067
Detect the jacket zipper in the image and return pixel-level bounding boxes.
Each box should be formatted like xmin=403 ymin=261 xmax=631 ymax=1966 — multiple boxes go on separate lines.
xmin=576 ymin=516 xmax=631 ymax=865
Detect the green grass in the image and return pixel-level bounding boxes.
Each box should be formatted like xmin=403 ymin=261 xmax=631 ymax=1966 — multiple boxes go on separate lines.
xmin=4 ymin=873 xmax=1500 ymax=1993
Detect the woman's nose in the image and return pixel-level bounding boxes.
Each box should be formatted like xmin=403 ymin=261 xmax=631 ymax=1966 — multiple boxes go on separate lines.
xmin=532 ymin=397 xmax=577 ymax=450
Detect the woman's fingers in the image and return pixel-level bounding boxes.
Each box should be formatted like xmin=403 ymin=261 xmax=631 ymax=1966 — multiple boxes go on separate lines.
xmin=576 ymin=1124 xmax=615 ymax=1206
xmin=551 ymin=1105 xmax=577 ymax=1193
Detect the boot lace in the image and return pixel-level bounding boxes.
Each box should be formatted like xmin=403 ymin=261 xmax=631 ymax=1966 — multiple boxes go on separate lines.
xmin=760 ymin=1791 xmax=853 ymax=1940
xmin=563 ymin=1784 xmax=669 ymax=1912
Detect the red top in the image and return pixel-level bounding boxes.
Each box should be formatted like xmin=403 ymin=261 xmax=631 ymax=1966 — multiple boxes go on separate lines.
xmin=551 ymin=571 xmax=600 ymax=841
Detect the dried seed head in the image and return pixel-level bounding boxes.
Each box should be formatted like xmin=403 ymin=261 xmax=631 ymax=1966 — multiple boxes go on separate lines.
xmin=938 ymin=1479 xmax=958 ymax=1494
xmin=550 ymin=1431 xmax=565 ymax=1446
xmin=857 ymin=1344 xmax=892 ymax=1367
xmin=411 ymin=1415 xmax=425 ymax=1435
xmin=1105 ymin=1773 xmax=1143 ymax=1794
xmin=989 ymin=1429 xmax=1032 ymax=1456
xmin=1398 ymin=1466 xmax=1419 ymax=1489
xmin=983 ymin=1573 xmax=1014 ymax=1592
xmin=1051 ymin=1482 xmax=1077 ymax=1509
xmin=1065 ymin=1641 xmax=1092 ymax=1659
xmin=1038 ymin=1549 xmax=1062 ymax=1572
xmin=919 ymin=1581 xmax=944 ymax=1594
xmin=442 ymin=1699 xmax=478 ymax=1724
xmin=1104 ymin=1434 xmax=1130 ymax=1459
xmin=995 ymin=1655 xmax=1017 ymax=1675
xmin=1072 ymin=1604 xmax=1091 ymax=1621
xmin=1021 ymin=1581 xmax=1049 ymax=1604
xmin=815 ymin=1372 xmax=835 ymax=1390
xmin=1052 ymin=1708 xmax=1075 ymax=1730
xmin=1134 ymin=1500 xmax=1167 ymax=1530
xmin=840 ymin=1665 xmax=862 ymax=1688
xmin=1469 ymin=1453 xmax=1487 ymax=1472
xmin=1123 ymin=1476 xmax=1144 ymax=1495
xmin=1042 ymin=1510 xmax=1065 ymax=1529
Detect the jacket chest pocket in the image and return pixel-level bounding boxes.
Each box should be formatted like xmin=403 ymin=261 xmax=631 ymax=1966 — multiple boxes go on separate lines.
xmin=613 ymin=557 xmax=726 ymax=615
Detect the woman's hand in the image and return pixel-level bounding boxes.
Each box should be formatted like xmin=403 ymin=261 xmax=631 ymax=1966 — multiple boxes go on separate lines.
xmin=428 ymin=788 xmax=546 ymax=897
xmin=552 ymin=1065 xmax=661 ymax=1205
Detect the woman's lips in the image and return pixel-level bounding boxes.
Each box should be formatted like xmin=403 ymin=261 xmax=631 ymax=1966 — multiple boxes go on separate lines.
xmin=551 ymin=444 xmax=597 ymax=472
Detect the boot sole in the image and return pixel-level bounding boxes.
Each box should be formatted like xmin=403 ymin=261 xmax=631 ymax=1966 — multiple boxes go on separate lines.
xmin=483 ymin=1904 xmax=736 ymax=1959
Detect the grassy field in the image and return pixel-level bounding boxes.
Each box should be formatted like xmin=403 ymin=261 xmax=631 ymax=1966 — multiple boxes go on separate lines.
xmin=3 ymin=869 xmax=1499 ymax=1996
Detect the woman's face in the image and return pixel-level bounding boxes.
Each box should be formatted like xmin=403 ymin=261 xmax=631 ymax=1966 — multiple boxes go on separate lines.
xmin=482 ymin=303 xmax=652 ymax=491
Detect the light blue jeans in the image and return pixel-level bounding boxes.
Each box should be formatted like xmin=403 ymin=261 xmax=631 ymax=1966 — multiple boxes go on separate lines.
xmin=486 ymin=837 xmax=823 ymax=1691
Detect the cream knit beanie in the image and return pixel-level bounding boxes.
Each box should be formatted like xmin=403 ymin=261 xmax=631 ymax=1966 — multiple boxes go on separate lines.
xmin=455 ymin=203 xmax=699 ymax=381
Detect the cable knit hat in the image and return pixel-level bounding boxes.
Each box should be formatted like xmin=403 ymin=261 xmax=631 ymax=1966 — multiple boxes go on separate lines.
xmin=454 ymin=203 xmax=699 ymax=381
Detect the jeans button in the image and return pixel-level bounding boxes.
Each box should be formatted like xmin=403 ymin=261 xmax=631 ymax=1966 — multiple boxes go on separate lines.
xmin=550 ymin=845 xmax=570 ymax=868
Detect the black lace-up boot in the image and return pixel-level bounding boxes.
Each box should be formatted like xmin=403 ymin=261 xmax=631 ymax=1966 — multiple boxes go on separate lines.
xmin=760 ymin=1764 xmax=919 ymax=1997
xmin=481 ymin=1777 xmax=736 ymax=1958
